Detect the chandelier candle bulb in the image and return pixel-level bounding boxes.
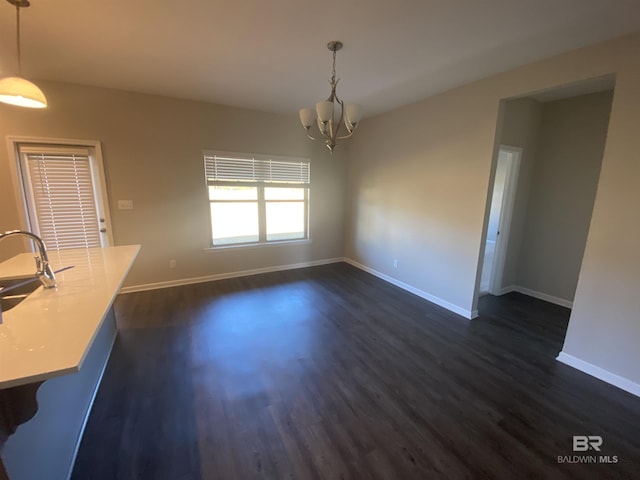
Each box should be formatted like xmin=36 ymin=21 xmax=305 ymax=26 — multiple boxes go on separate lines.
xmin=317 ymin=117 xmax=327 ymax=134
xmin=316 ymin=101 xmax=334 ymax=123
xmin=299 ymin=108 xmax=316 ymax=128
xmin=346 ymin=103 xmax=363 ymax=129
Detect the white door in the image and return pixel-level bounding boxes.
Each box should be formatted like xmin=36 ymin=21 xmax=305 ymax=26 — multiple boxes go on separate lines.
xmin=480 ymin=146 xmax=521 ymax=295
xmin=9 ymin=138 xmax=113 ymax=250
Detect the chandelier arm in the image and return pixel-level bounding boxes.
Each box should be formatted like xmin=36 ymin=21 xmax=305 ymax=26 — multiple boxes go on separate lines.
xmin=305 ymin=128 xmax=339 ymax=150
xmin=305 ymin=131 xmax=323 ymax=141
xmin=336 ymin=97 xmax=345 ymax=132
xmin=336 ymin=121 xmax=358 ymax=140
xmin=327 ymin=97 xmax=345 ymax=146
xmin=325 ymin=119 xmax=334 ymax=144
xmin=304 ymin=127 xmax=333 ymax=143
xmin=328 ymin=122 xmax=336 ymax=145
xmin=335 ymin=130 xmax=356 ymax=141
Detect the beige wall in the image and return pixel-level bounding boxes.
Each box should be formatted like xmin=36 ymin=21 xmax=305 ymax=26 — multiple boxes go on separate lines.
xmin=0 ymin=82 xmax=346 ymax=287
xmin=346 ymin=31 xmax=640 ymax=386
xmin=515 ymin=91 xmax=612 ymax=302
xmin=563 ymin=65 xmax=640 ymax=384
xmin=2 ymin=32 xmax=639 ymax=389
xmin=498 ymin=98 xmax=543 ymax=289
xmin=345 ymin=85 xmax=499 ymax=316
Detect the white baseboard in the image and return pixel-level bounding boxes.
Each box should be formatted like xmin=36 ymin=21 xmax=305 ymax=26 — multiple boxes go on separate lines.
xmin=556 ymin=352 xmax=640 ymax=398
xmin=123 ymin=256 xmax=478 ymax=318
xmin=343 ymin=258 xmax=475 ymax=319
xmin=495 ymin=285 xmax=516 ymax=296
xmin=120 ymin=258 xmax=344 ymax=293
xmin=496 ymin=285 xmax=573 ymax=308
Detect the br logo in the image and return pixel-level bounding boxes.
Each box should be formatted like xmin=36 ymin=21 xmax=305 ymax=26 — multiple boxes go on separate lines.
xmin=573 ymin=435 xmax=603 ymax=452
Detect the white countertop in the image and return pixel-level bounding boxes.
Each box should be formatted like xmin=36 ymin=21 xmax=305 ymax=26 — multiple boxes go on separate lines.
xmin=0 ymin=245 xmax=139 ymax=388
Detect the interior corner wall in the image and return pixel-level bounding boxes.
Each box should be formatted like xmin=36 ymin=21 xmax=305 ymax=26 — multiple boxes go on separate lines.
xmin=345 ymin=31 xmax=640 ymax=389
xmin=561 ymin=65 xmax=640 ymax=386
xmin=497 ymin=98 xmax=543 ymax=290
xmin=0 ymin=82 xmax=346 ymax=287
xmin=344 ymin=85 xmax=500 ymax=316
xmin=515 ymin=91 xmax=613 ymax=302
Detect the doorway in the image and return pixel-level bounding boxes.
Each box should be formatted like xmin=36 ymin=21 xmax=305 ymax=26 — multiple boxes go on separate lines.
xmin=475 ymin=78 xmax=615 ymax=320
xmin=7 ymin=137 xmax=113 ymax=249
xmin=480 ymin=146 xmax=521 ymax=295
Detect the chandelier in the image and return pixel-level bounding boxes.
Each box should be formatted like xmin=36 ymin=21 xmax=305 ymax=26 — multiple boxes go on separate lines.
xmin=0 ymin=0 xmax=47 ymax=108
xmin=299 ymin=41 xmax=362 ymax=153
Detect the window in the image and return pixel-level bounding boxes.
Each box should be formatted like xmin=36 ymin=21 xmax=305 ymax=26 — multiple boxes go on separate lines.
xmin=204 ymin=152 xmax=310 ymax=246
xmin=10 ymin=139 xmax=112 ymax=250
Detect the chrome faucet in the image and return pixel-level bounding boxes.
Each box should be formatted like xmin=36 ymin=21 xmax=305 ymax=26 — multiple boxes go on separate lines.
xmin=0 ymin=230 xmax=57 ymax=288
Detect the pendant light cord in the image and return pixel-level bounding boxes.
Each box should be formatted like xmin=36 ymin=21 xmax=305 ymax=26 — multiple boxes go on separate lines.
xmin=16 ymin=3 xmax=22 ymax=75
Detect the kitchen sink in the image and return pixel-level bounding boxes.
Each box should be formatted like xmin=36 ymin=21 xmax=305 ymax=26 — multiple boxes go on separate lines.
xmin=0 ymin=276 xmax=41 ymax=313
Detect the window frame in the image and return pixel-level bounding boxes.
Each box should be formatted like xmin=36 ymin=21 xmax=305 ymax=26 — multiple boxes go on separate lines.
xmin=204 ymin=151 xmax=310 ymax=248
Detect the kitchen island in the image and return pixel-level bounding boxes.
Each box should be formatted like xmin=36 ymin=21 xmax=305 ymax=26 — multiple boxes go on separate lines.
xmin=0 ymin=245 xmax=139 ymax=480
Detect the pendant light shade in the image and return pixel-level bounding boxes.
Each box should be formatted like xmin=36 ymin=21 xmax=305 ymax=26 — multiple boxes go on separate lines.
xmin=0 ymin=76 xmax=47 ymax=108
xmin=0 ymin=0 xmax=48 ymax=109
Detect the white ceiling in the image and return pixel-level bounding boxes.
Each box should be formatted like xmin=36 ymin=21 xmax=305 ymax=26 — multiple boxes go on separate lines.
xmin=1 ymin=0 xmax=639 ymax=117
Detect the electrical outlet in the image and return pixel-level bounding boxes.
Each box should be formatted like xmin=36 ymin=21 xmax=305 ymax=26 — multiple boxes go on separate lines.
xmin=393 ymin=259 xmax=399 ymax=269
xmin=169 ymin=259 xmax=176 ymax=269
xmin=118 ymin=200 xmax=134 ymax=210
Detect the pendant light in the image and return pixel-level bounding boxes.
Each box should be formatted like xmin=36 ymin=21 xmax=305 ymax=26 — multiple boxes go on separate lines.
xmin=0 ymin=0 xmax=47 ymax=108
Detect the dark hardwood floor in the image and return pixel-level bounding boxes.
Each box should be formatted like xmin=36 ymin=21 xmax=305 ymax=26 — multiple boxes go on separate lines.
xmin=72 ymin=263 xmax=640 ymax=479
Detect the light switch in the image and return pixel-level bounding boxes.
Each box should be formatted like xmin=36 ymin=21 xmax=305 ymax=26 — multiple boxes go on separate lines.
xmin=118 ymin=200 xmax=134 ymax=210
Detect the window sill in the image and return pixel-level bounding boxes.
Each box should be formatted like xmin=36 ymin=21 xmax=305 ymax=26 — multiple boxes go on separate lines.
xmin=203 ymin=239 xmax=312 ymax=252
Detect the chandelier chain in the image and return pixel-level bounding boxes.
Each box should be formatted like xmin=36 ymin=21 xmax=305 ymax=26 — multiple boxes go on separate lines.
xmin=331 ymin=48 xmax=337 ymax=84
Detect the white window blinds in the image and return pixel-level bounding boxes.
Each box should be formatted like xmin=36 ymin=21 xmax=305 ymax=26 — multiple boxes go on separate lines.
xmin=20 ymin=146 xmax=102 ymax=250
xmin=204 ymin=153 xmax=310 ymax=184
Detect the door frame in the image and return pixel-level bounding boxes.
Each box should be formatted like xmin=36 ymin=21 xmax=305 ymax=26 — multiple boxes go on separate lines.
xmin=5 ymin=136 xmax=114 ymax=247
xmin=487 ymin=145 xmax=522 ymax=295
